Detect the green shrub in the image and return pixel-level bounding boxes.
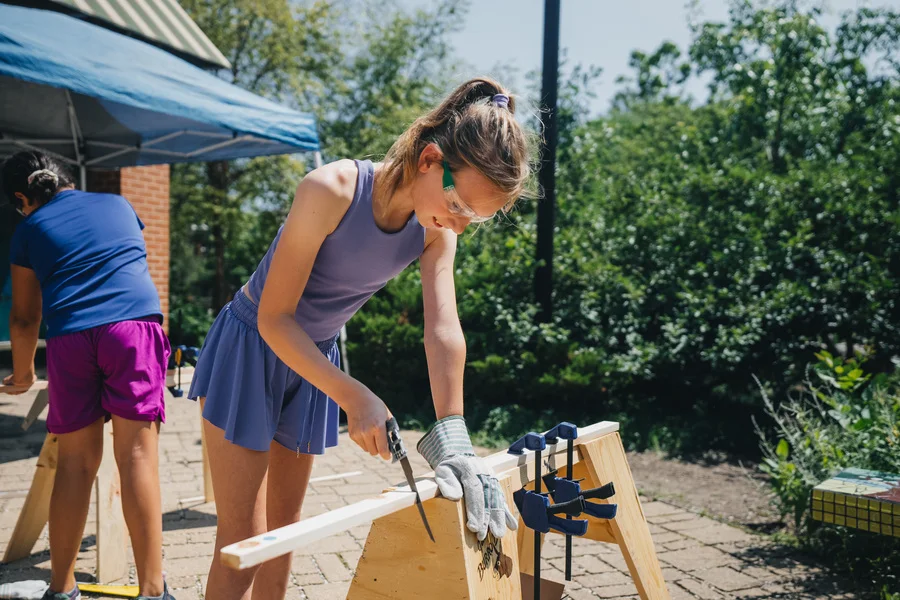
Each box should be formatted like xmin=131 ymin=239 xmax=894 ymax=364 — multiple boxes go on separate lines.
xmin=165 ymin=2 xmax=900 ymax=459
xmin=756 ymin=351 xmax=900 ymax=591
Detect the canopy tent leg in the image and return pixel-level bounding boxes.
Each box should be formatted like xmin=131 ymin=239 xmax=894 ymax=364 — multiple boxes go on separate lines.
xmin=64 ymin=90 xmax=87 ymax=190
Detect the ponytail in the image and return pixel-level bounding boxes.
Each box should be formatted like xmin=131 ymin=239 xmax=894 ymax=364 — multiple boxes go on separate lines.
xmin=378 ymin=77 xmax=537 ymax=211
xmin=2 ymin=150 xmax=75 ymax=211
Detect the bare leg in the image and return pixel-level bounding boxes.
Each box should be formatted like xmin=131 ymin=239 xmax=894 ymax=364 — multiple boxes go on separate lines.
xmin=250 ymin=443 xmax=315 ymax=600
xmin=202 ymin=413 xmax=270 ymax=600
xmin=49 ymin=417 xmax=105 ymax=593
xmin=111 ymin=416 xmax=164 ymax=597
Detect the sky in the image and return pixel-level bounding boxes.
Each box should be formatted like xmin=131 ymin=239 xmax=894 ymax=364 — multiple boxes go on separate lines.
xmin=397 ymin=0 xmax=900 ymax=116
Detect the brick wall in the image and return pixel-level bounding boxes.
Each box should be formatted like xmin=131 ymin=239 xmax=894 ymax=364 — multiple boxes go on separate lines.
xmin=87 ymin=166 xmax=170 ymax=331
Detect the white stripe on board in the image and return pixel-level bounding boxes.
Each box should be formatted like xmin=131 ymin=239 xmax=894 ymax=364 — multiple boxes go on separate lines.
xmin=133 ymin=0 xmax=186 ymax=51
xmin=113 ymin=0 xmax=156 ymax=44
xmin=71 ymin=0 xmax=93 ymax=14
xmin=94 ymin=0 xmax=127 ymax=27
xmin=309 ymin=471 xmax=363 ymax=484
xmin=153 ymin=0 xmax=206 ymax=57
xmin=162 ymin=0 xmax=230 ymax=66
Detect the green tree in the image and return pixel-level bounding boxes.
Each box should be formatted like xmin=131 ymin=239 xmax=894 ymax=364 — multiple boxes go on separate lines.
xmin=612 ymin=41 xmax=691 ymax=110
xmin=319 ymin=0 xmax=468 ymax=159
xmin=169 ymin=0 xmax=469 ymax=344
xmin=344 ymin=1 xmax=900 ymax=455
xmin=172 ymin=0 xmax=341 ymax=326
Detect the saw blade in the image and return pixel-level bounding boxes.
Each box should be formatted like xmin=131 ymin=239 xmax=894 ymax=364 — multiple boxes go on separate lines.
xmin=400 ymin=456 xmax=435 ymax=542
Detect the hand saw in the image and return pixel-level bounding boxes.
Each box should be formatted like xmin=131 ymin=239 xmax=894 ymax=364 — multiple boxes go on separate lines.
xmin=386 ymin=417 xmax=435 ymax=542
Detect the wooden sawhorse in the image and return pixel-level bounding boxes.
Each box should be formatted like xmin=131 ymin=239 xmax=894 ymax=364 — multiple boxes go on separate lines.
xmin=2 ymin=382 xmax=129 ymax=583
xmin=2 ymin=375 xmax=215 ymax=583
xmin=220 ymin=421 xmax=670 ymax=600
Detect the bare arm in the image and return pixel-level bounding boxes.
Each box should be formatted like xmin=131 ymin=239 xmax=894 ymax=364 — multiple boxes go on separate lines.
xmin=257 ymin=161 xmax=391 ymax=459
xmin=5 ymin=265 xmax=42 ymax=391
xmin=420 ymin=228 xmax=466 ymax=419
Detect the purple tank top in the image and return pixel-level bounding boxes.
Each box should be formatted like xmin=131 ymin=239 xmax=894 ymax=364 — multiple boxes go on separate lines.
xmin=246 ymin=160 xmax=426 ymax=342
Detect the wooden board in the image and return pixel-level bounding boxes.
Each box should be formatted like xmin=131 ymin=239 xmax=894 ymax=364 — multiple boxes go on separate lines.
xmin=582 ymin=433 xmax=669 ymax=600
xmin=0 ymin=340 xmax=46 ymax=352
xmin=494 ymin=443 xmax=585 ymax=493
xmin=221 ymin=421 xmax=619 ymax=569
xmin=198 ymin=398 xmax=214 ymax=503
xmin=21 ymin=386 xmax=50 ymax=431
xmin=2 ymin=382 xmax=132 ymax=582
xmin=516 ymin=521 xmax=545 ymax=577
xmin=2 ymin=434 xmax=57 ymax=563
xmin=0 ymin=379 xmax=51 ymax=431
xmin=519 ymin=574 xmax=566 ymax=600
xmin=0 ymin=379 xmax=50 ymax=393
xmin=570 ymin=460 xmax=617 ymax=545
xmin=95 ymin=422 xmax=129 ymax=584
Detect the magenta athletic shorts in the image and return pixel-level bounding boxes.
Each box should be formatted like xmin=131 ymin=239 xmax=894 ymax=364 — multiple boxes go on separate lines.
xmin=45 ymin=317 xmax=171 ymax=434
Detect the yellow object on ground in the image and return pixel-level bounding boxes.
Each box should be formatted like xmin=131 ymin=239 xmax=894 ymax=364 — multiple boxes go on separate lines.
xmin=78 ymin=583 xmax=140 ymax=598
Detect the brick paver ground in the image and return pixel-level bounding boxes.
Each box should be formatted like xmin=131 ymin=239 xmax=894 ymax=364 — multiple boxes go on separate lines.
xmin=0 ymin=378 xmax=857 ymax=599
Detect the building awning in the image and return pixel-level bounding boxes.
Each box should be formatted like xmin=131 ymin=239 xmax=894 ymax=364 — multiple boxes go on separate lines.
xmin=10 ymin=0 xmax=231 ymax=71
xmin=0 ymin=4 xmax=319 ymax=174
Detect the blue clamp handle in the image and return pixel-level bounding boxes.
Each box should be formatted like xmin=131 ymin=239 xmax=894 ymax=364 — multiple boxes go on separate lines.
xmin=549 ymin=478 xmax=618 ymax=520
xmin=541 ymin=469 xmax=583 ymax=494
xmin=583 ymin=481 xmax=616 ymax=501
xmin=584 ymin=502 xmax=617 ymax=520
xmin=508 ymin=432 xmax=546 ymax=455
xmin=544 ymin=422 xmax=578 ymax=444
xmin=514 ymin=489 xmax=589 ymax=536
xmin=542 ymin=469 xmax=615 ymax=501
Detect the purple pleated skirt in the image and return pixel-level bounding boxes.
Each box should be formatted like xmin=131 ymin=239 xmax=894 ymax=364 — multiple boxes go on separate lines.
xmin=188 ymin=288 xmax=340 ymax=453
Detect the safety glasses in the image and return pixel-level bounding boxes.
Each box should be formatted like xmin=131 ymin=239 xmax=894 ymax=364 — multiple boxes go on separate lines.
xmin=442 ymin=161 xmax=494 ymax=224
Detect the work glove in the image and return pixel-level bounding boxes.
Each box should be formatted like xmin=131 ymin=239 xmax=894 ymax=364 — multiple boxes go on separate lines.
xmin=417 ymin=415 xmax=518 ymax=541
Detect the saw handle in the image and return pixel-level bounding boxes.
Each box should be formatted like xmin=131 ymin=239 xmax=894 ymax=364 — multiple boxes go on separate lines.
xmin=385 ymin=417 xmax=406 ymax=463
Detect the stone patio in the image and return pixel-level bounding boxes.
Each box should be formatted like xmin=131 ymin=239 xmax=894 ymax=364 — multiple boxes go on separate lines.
xmin=0 ymin=377 xmax=856 ymax=599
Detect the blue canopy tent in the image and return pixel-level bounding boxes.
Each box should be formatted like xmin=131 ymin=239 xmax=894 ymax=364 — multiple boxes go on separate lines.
xmin=0 ymin=3 xmax=322 ymax=345
xmin=0 ymin=3 xmax=320 ymax=186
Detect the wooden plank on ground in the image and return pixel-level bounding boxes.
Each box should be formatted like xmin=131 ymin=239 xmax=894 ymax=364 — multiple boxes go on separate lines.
xmin=0 ymin=379 xmax=50 ymax=431
xmin=0 ymin=379 xmax=49 ymax=394
xmin=22 ymin=386 xmax=50 ymax=431
xmin=95 ymin=422 xmax=129 ymax=584
xmin=2 ymin=434 xmax=57 ymax=563
xmin=199 ymin=398 xmax=214 ymax=503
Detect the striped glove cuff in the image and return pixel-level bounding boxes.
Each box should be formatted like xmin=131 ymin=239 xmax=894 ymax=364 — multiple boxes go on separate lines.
xmin=417 ymin=415 xmax=476 ymax=468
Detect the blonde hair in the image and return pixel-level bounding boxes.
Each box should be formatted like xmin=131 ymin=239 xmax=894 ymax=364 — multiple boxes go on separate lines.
xmin=377 ymin=77 xmax=538 ymax=210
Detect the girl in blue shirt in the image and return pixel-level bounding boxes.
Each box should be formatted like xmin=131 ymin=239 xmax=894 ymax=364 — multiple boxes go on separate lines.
xmin=2 ymin=150 xmax=174 ymax=600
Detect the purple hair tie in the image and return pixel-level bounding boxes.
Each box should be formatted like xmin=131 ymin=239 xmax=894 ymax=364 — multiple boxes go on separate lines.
xmin=491 ymin=93 xmax=510 ymax=109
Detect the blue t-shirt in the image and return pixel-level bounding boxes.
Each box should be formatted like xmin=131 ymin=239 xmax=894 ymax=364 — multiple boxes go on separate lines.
xmin=9 ymin=189 xmax=161 ymax=338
